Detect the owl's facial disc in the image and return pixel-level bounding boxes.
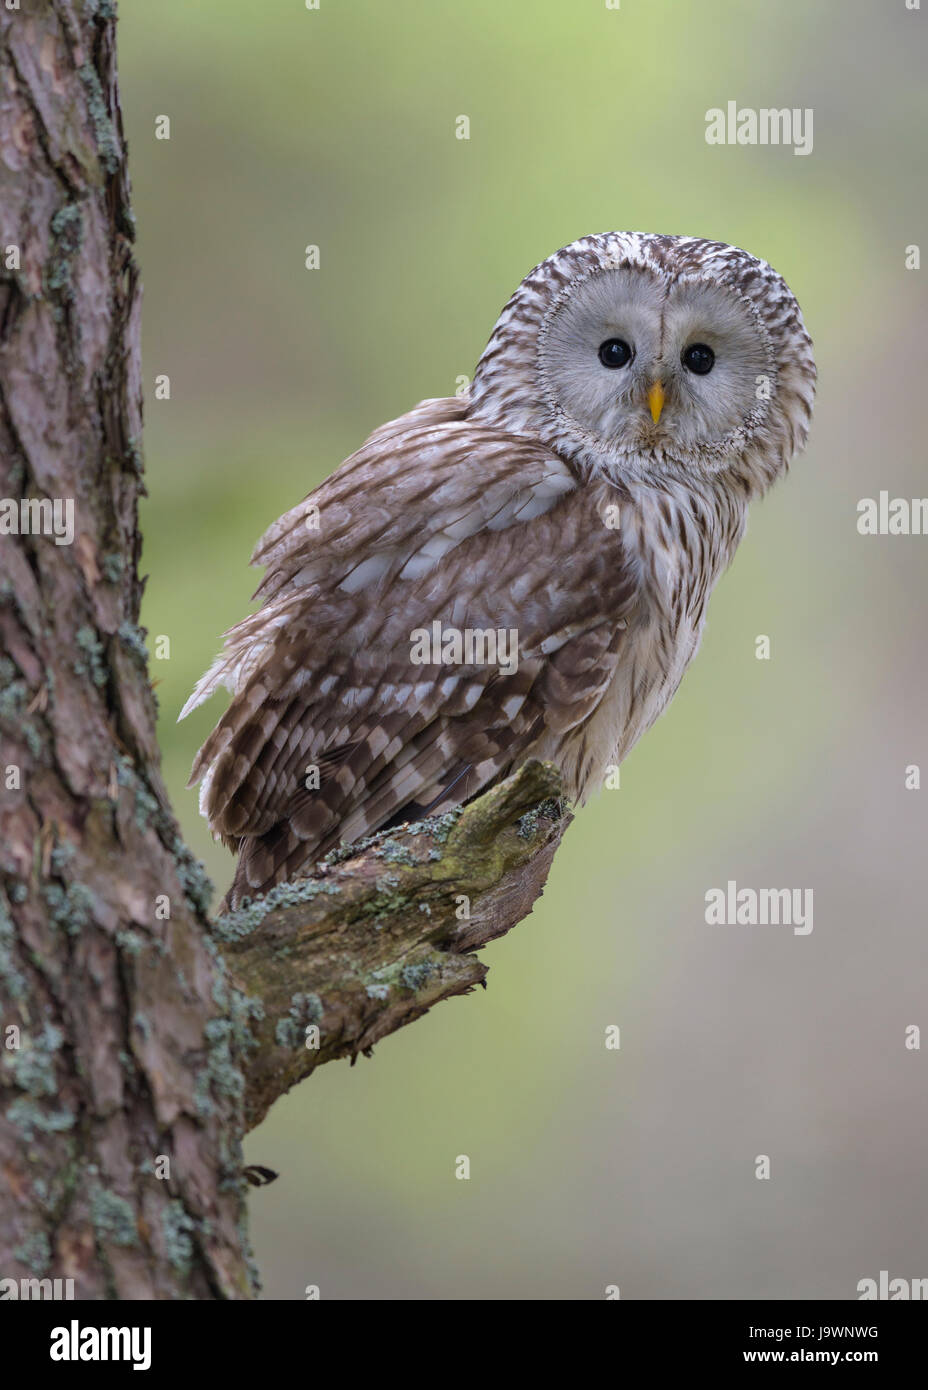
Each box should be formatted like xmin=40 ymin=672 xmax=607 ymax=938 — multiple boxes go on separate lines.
xmin=538 ymin=265 xmax=774 ymax=470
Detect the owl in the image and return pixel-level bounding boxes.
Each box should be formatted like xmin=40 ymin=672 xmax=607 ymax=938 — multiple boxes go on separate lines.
xmin=181 ymin=232 xmax=815 ymax=908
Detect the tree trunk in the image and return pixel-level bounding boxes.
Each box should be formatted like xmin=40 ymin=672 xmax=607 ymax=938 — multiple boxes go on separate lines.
xmin=0 ymin=1 xmax=568 ymax=1300
xmin=0 ymin=0 xmax=254 ymax=1300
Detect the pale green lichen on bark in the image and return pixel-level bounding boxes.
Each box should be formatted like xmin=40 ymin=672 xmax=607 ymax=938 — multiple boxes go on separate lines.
xmin=7 ymin=1100 xmax=76 ymax=1138
xmin=45 ymin=203 xmax=84 ymax=300
xmin=0 ymin=889 xmax=28 ymax=1000
xmin=117 ymin=620 xmax=149 ymax=664
xmin=274 ymin=991 xmax=323 ymax=1048
xmin=74 ymin=625 xmax=108 ymax=687
xmin=42 ymin=880 xmax=95 ymax=935
xmin=212 ymin=875 xmax=343 ymax=941
xmin=90 ymin=1188 xmax=138 ymax=1248
xmin=161 ymin=1201 xmax=196 ymax=1271
xmin=77 ymin=64 xmax=120 ymax=174
xmin=5 ymin=1023 xmax=64 ymax=1097
xmin=13 ymin=1230 xmax=52 ymax=1275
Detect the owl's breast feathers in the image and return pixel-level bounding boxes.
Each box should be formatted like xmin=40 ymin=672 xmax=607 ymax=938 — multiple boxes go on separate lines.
xmin=183 ymin=397 xmax=736 ymax=906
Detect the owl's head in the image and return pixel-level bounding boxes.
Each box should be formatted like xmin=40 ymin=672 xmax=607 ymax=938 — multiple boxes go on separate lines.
xmin=469 ymin=232 xmax=815 ymax=494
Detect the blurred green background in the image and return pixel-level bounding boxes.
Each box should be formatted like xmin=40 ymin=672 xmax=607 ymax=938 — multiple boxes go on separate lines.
xmin=119 ymin=0 xmax=927 ymax=1298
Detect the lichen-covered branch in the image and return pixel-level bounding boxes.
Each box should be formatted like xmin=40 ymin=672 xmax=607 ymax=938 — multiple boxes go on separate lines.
xmin=219 ymin=760 xmax=570 ymax=1132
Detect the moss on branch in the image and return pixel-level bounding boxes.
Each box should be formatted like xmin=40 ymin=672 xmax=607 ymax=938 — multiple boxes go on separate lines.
xmin=218 ymin=760 xmax=571 ymax=1131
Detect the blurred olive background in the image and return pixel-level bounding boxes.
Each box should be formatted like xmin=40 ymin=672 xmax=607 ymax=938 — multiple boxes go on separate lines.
xmin=119 ymin=0 xmax=926 ymax=1299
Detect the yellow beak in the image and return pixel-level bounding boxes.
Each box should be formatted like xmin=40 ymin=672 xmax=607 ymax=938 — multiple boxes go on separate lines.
xmin=647 ymin=380 xmax=665 ymax=425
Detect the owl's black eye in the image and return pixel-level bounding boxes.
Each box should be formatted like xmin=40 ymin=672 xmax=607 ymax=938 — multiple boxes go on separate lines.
xmin=682 ymin=343 xmax=715 ymax=375
xmin=598 ymin=338 xmax=633 ymax=369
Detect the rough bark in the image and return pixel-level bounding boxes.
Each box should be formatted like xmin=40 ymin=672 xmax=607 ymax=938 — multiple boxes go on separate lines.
xmin=0 ymin=1 xmax=569 ymax=1299
xmin=0 ymin=0 xmax=254 ymax=1300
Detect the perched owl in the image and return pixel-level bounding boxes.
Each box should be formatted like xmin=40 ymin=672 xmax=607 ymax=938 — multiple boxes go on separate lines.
xmin=181 ymin=232 xmax=815 ymax=908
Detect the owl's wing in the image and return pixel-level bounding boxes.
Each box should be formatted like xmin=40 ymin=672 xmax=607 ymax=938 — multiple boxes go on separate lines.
xmin=252 ymin=396 xmax=581 ymax=601
xmin=183 ymin=401 xmax=638 ymax=903
xmin=179 ymin=397 xmax=579 ymax=718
